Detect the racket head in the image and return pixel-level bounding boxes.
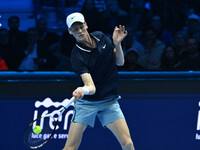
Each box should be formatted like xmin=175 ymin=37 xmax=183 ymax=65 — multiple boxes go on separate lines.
xmin=24 ymin=116 xmax=58 ymax=149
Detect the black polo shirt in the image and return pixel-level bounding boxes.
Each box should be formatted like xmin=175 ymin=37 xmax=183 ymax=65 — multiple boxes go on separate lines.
xmin=71 ymin=31 xmax=119 ymax=101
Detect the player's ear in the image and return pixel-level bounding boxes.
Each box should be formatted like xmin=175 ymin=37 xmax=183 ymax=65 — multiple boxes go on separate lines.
xmin=85 ymin=22 xmax=88 ymax=30
xmin=68 ymin=28 xmax=72 ymax=35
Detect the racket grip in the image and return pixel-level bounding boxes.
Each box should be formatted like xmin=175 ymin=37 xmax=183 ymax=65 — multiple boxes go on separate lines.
xmin=64 ymin=96 xmax=75 ymax=109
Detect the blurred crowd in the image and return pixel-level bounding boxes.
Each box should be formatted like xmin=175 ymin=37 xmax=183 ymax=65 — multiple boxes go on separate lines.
xmin=0 ymin=0 xmax=200 ymax=71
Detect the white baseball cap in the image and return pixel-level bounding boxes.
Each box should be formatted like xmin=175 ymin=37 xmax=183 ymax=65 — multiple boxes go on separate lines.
xmin=66 ymin=12 xmax=85 ymax=28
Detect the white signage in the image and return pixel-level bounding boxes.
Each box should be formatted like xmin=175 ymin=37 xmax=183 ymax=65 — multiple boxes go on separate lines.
xmin=196 ymin=101 xmax=200 ymax=140
xmin=32 ymin=97 xmax=74 ymax=140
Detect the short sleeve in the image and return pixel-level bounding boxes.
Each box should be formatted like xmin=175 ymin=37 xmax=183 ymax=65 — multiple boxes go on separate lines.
xmin=71 ymin=49 xmax=89 ymax=75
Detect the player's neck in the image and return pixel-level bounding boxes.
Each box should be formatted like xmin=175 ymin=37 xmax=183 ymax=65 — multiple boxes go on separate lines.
xmin=82 ymin=34 xmax=97 ymax=48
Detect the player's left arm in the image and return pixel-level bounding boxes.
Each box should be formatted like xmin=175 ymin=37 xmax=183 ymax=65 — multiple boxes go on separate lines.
xmin=112 ymin=25 xmax=128 ymax=66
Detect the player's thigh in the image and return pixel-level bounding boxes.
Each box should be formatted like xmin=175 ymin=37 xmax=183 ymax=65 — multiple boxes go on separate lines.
xmin=106 ymin=118 xmax=132 ymax=144
xmin=67 ymin=122 xmax=87 ymax=144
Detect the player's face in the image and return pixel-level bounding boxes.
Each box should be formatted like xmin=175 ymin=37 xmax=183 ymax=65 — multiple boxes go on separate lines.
xmin=69 ymin=22 xmax=88 ymax=42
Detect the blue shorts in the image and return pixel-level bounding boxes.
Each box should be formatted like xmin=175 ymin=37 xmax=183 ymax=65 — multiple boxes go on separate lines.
xmin=71 ymin=96 xmax=125 ymax=128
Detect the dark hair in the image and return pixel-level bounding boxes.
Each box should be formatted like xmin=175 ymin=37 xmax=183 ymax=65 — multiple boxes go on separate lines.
xmin=36 ymin=18 xmax=47 ymax=25
xmin=8 ymin=16 xmax=20 ymax=23
xmin=27 ymin=27 xmax=39 ymax=33
xmin=161 ymin=45 xmax=178 ymax=67
xmin=0 ymin=28 xmax=8 ymax=32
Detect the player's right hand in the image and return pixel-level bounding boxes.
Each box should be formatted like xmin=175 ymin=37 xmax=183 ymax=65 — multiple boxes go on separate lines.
xmin=72 ymin=87 xmax=84 ymax=102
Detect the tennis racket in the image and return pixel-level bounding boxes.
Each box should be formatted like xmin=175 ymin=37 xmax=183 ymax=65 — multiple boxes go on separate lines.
xmin=24 ymin=97 xmax=75 ymax=149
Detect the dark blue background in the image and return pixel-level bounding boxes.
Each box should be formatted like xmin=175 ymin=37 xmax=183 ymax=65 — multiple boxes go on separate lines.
xmin=0 ymin=94 xmax=200 ymax=150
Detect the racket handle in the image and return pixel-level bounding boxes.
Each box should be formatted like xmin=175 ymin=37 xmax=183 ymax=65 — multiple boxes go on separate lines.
xmin=63 ymin=96 xmax=75 ymax=109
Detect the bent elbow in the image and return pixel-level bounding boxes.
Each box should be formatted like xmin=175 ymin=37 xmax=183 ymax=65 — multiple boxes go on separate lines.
xmin=116 ymin=61 xmax=124 ymax=66
xmin=90 ymin=86 xmax=96 ymax=95
xmin=117 ymin=63 xmax=124 ymax=66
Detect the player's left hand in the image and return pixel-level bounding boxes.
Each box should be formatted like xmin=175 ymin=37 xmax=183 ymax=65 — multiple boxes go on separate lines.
xmin=112 ymin=25 xmax=128 ymax=45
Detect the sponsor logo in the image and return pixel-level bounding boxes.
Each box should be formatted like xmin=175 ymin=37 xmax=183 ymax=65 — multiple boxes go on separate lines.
xmin=32 ymin=97 xmax=74 ymax=140
xmin=102 ymin=44 xmax=106 ymax=49
xmin=196 ymin=101 xmax=200 ymax=140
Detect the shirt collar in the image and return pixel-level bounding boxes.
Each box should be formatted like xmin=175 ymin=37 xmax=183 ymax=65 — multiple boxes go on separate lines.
xmin=75 ymin=33 xmax=100 ymax=52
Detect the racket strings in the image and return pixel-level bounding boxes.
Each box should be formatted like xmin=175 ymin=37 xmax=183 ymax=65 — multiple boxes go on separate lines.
xmin=24 ymin=117 xmax=58 ymax=149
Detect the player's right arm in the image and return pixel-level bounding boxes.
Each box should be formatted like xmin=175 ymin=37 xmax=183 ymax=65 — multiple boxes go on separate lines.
xmin=73 ymin=73 xmax=96 ymax=101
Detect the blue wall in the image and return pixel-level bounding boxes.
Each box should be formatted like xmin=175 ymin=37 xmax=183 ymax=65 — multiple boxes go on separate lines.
xmin=0 ymin=94 xmax=200 ymax=150
xmin=0 ymin=71 xmax=200 ymax=150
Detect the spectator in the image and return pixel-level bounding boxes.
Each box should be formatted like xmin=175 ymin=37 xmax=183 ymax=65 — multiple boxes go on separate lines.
xmin=119 ymin=48 xmax=144 ymax=71
xmin=18 ymin=28 xmax=40 ymax=70
xmin=60 ymin=30 xmax=75 ymax=59
xmin=176 ymin=37 xmax=200 ymax=70
xmin=139 ymin=28 xmax=165 ymax=70
xmin=19 ymin=28 xmax=59 ymax=71
xmin=0 ymin=28 xmax=10 ymax=69
xmin=160 ymin=45 xmax=179 ymax=70
xmin=81 ymin=0 xmax=105 ymax=32
xmin=117 ymin=0 xmax=132 ymax=14
xmin=0 ymin=57 xmax=8 ymax=70
xmin=36 ymin=18 xmax=60 ymax=50
xmin=173 ymin=31 xmax=188 ymax=60
xmin=102 ymin=0 xmax=128 ymax=36
xmin=123 ymin=27 xmax=144 ymax=50
xmin=148 ymin=15 xmax=173 ymax=45
xmin=94 ymin=0 xmax=106 ymax=13
xmin=150 ymin=0 xmax=187 ymax=32
xmin=122 ymin=27 xmax=145 ymax=66
xmin=182 ymin=13 xmax=200 ymax=42
xmin=48 ymin=41 xmax=72 ymax=71
xmin=128 ymin=0 xmax=153 ymax=35
xmin=65 ymin=0 xmax=79 ymax=7
xmin=7 ymin=16 xmax=27 ymax=70
xmin=187 ymin=1 xmax=200 ymax=15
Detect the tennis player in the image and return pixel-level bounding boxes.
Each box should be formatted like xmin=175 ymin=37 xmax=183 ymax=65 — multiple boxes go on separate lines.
xmin=63 ymin=12 xmax=135 ymax=150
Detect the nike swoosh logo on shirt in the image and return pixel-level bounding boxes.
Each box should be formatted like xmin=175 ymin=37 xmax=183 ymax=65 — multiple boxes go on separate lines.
xmin=103 ymin=44 xmax=106 ymax=49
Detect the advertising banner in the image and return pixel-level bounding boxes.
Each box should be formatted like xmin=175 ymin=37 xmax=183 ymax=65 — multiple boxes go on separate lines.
xmin=0 ymin=94 xmax=200 ymax=150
